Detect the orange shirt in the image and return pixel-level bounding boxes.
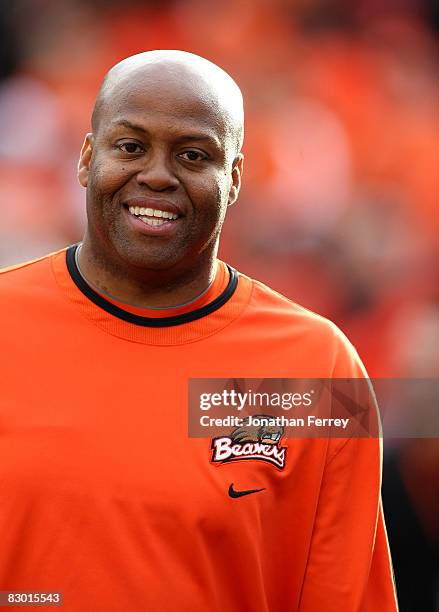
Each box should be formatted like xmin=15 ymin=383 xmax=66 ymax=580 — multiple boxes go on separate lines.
xmin=0 ymin=245 xmax=397 ymax=611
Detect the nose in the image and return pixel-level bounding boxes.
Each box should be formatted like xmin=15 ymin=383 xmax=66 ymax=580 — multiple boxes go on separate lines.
xmin=135 ymin=150 xmax=179 ymax=192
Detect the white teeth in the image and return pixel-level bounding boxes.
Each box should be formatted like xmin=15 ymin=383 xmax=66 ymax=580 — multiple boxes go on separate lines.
xmin=139 ymin=216 xmax=167 ymax=226
xmin=162 ymin=211 xmax=176 ymax=219
xmin=128 ymin=206 xmax=179 ymax=221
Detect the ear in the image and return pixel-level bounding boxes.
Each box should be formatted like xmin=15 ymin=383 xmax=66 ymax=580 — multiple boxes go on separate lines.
xmin=227 ymin=153 xmax=244 ymax=207
xmin=78 ymin=133 xmax=94 ymax=188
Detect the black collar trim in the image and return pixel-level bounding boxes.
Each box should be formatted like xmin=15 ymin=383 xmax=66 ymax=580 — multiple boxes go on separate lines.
xmin=65 ymin=245 xmax=238 ymax=328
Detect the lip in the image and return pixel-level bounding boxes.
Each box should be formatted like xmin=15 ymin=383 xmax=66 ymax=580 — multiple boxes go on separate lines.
xmin=123 ymin=205 xmax=182 ymax=237
xmin=123 ymin=197 xmax=184 ymax=217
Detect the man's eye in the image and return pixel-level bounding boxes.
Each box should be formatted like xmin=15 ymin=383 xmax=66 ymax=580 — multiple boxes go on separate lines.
xmin=179 ymin=150 xmax=207 ymax=162
xmin=118 ymin=142 xmax=143 ymax=154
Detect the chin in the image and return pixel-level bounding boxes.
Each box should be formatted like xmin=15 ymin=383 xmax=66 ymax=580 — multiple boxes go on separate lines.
xmin=116 ymin=246 xmax=182 ymax=273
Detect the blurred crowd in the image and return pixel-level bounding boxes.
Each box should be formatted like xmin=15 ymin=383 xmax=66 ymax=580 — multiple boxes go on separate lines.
xmin=1 ymin=0 xmax=439 ymax=377
xmin=0 ymin=0 xmax=438 ymax=609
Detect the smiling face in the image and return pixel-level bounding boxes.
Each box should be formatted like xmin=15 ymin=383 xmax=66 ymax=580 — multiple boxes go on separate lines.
xmin=78 ymin=60 xmax=243 ymax=276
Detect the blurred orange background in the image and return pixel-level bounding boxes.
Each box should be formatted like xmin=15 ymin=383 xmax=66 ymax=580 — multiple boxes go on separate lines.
xmin=2 ymin=0 xmax=439 ymax=378
xmin=1 ymin=1 xmax=438 ymax=608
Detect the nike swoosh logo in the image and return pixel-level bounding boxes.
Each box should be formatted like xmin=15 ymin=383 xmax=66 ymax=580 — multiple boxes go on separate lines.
xmin=228 ymin=483 xmax=265 ymax=498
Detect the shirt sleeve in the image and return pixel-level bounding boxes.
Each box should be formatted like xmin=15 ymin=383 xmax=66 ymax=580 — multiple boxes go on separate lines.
xmin=298 ymin=325 xmax=398 ymax=611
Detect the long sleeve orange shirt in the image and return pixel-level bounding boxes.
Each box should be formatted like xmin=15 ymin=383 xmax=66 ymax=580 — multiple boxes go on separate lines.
xmin=0 ymin=246 xmax=397 ymax=611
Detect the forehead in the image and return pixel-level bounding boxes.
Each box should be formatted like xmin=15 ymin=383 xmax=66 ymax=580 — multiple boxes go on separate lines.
xmin=100 ymin=66 xmax=231 ymax=141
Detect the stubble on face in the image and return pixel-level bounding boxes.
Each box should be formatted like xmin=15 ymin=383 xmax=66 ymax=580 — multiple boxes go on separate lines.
xmin=85 ymin=154 xmax=227 ymax=285
xmin=78 ymin=52 xmax=244 ymax=302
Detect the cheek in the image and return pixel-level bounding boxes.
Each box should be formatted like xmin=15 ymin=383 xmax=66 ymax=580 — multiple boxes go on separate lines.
xmin=218 ymin=174 xmax=231 ymax=205
xmin=89 ymin=157 xmax=130 ymax=197
xmin=213 ymin=173 xmax=232 ymax=220
xmin=190 ymin=172 xmax=229 ymax=211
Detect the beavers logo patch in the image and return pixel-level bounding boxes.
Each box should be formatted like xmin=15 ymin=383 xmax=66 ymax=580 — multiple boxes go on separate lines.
xmin=211 ymin=415 xmax=287 ymax=470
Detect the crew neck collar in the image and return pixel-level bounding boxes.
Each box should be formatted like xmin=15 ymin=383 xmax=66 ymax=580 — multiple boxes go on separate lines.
xmin=51 ymin=245 xmax=253 ymax=345
xmin=74 ymin=243 xmax=219 ymax=314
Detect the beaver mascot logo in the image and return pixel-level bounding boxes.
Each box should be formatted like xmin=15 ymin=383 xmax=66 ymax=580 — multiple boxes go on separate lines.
xmin=211 ymin=415 xmax=287 ymax=470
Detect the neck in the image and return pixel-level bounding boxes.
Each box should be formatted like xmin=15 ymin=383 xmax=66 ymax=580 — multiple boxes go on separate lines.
xmin=78 ymin=239 xmax=218 ymax=309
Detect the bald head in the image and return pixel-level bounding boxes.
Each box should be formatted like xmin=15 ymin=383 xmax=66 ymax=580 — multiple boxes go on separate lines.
xmin=91 ymin=50 xmax=244 ymax=156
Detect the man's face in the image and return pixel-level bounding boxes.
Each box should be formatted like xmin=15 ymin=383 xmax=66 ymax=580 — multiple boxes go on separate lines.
xmin=78 ymin=72 xmax=243 ymax=273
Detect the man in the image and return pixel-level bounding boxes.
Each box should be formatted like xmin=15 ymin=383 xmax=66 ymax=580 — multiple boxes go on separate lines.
xmin=0 ymin=51 xmax=397 ymax=611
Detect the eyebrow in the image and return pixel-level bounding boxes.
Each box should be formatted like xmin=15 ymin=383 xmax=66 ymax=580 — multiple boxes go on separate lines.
xmin=111 ymin=119 xmax=222 ymax=148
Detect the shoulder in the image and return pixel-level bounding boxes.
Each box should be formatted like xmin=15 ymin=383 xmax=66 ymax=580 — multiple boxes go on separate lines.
xmin=0 ymin=248 xmax=64 ymax=295
xmin=243 ymin=272 xmax=339 ymax=334
xmin=0 ymin=248 xmax=64 ymax=275
xmin=238 ymin=270 xmax=365 ymax=376
xmin=0 ymin=247 xmax=73 ymax=338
